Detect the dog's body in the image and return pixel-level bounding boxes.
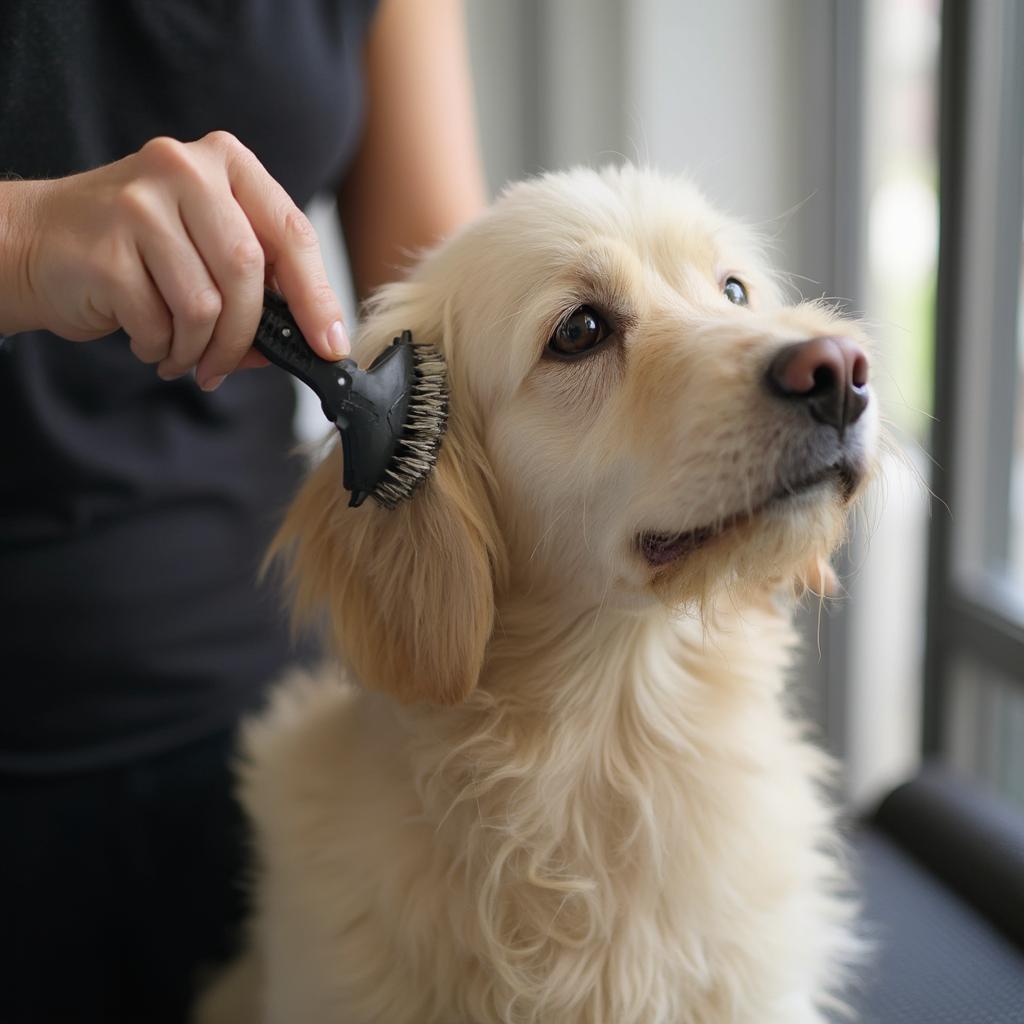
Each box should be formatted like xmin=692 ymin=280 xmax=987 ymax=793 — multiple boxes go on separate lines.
xmin=198 ymin=167 xmax=876 ymax=1024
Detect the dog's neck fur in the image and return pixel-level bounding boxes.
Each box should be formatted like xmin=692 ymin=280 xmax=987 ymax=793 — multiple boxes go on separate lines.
xmin=383 ymin=595 xmax=840 ymax=1023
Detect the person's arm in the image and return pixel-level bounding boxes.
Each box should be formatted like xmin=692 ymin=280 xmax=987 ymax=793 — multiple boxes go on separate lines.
xmin=338 ymin=0 xmax=487 ymax=302
xmin=0 ymin=181 xmax=41 ymax=336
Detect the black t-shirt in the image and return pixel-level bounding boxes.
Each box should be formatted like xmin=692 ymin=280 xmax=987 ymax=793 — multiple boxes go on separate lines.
xmin=0 ymin=0 xmax=377 ymax=773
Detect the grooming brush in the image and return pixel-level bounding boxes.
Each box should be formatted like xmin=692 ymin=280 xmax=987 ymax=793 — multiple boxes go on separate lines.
xmin=253 ymin=290 xmax=447 ymax=508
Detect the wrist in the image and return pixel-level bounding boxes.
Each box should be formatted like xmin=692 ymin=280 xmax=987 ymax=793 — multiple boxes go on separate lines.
xmin=0 ymin=179 xmax=46 ymax=334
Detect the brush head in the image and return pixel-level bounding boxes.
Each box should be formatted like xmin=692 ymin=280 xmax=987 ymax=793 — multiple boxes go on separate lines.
xmin=253 ymin=292 xmax=448 ymax=509
xmin=338 ymin=333 xmax=448 ymax=509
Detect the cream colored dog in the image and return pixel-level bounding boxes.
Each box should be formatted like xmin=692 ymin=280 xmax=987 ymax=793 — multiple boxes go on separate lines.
xmin=198 ymin=166 xmax=877 ymax=1024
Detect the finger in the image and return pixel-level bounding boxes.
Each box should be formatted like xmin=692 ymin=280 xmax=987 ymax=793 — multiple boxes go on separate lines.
xmin=137 ymin=216 xmax=222 ymax=383
xmin=178 ymin=181 xmax=266 ymax=387
xmin=214 ymin=135 xmax=348 ymax=360
xmin=109 ymin=256 xmax=174 ymax=365
xmin=237 ymin=350 xmax=269 ymax=370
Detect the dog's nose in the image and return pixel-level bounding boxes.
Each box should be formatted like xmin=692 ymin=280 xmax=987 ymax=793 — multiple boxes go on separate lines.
xmin=766 ymin=336 xmax=869 ymax=434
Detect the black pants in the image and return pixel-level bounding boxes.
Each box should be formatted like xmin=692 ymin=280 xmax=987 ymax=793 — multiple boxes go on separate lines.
xmin=0 ymin=729 xmax=250 ymax=1024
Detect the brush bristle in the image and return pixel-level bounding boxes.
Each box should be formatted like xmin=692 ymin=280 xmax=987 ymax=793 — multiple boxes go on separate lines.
xmin=371 ymin=344 xmax=449 ymax=509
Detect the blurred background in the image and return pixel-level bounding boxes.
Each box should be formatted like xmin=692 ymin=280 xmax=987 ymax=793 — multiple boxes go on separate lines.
xmin=312 ymin=0 xmax=1024 ymax=816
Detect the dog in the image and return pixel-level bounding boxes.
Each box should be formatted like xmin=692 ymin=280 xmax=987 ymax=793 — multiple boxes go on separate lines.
xmin=197 ymin=166 xmax=877 ymax=1024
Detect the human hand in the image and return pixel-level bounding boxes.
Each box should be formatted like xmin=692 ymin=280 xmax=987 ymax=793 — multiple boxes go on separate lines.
xmin=3 ymin=132 xmax=348 ymax=389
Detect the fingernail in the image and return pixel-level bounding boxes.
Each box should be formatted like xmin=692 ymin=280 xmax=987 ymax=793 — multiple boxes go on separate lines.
xmin=328 ymin=320 xmax=349 ymax=357
xmin=200 ymin=374 xmax=226 ymax=392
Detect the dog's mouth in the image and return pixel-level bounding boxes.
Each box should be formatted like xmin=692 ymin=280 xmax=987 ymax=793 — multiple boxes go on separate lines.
xmin=638 ymin=462 xmax=860 ymax=568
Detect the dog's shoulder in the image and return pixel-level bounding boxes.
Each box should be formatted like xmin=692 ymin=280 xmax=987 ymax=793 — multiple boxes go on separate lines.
xmin=235 ymin=665 xmax=359 ymax=824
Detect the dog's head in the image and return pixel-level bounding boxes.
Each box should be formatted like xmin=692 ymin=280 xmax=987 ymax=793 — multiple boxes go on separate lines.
xmin=273 ymin=167 xmax=878 ymax=704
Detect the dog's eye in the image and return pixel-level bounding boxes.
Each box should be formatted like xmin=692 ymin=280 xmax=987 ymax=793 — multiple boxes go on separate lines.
xmin=548 ymin=306 xmax=610 ymax=358
xmin=723 ymin=277 xmax=748 ymax=306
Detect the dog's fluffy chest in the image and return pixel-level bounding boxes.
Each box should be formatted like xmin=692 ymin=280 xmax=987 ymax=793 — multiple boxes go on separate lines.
xmin=241 ymin=608 xmax=853 ymax=1024
xmin=409 ymin=612 xmax=839 ymax=1022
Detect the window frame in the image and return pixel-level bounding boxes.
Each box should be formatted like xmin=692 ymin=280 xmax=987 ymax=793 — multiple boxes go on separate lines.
xmin=924 ymin=0 xmax=1024 ymax=757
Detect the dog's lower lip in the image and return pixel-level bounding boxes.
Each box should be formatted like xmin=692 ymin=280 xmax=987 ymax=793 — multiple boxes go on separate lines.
xmin=639 ymin=465 xmax=850 ymax=568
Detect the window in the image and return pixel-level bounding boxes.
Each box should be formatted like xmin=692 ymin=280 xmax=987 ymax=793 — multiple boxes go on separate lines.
xmin=925 ymin=0 xmax=1024 ymax=805
xmin=865 ymin=0 xmax=940 ymax=444
xmin=1012 ymin=177 xmax=1024 ymax=581
xmin=842 ymin=0 xmax=941 ymax=808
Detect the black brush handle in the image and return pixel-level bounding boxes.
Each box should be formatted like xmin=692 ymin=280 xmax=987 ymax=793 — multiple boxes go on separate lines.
xmin=254 ymin=290 xmax=356 ymax=422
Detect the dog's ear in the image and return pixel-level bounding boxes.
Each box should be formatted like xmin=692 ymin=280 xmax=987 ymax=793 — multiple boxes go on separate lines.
xmin=268 ymin=288 xmax=503 ymax=705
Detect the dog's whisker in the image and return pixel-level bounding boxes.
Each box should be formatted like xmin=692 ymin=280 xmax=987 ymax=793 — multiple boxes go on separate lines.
xmin=527 ymin=506 xmax=572 ymax=566
xmin=586 ymin=570 xmax=615 ymax=647
xmin=582 ymin=491 xmax=590 ymax=553
xmin=814 ymin=586 xmax=828 ymax=663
